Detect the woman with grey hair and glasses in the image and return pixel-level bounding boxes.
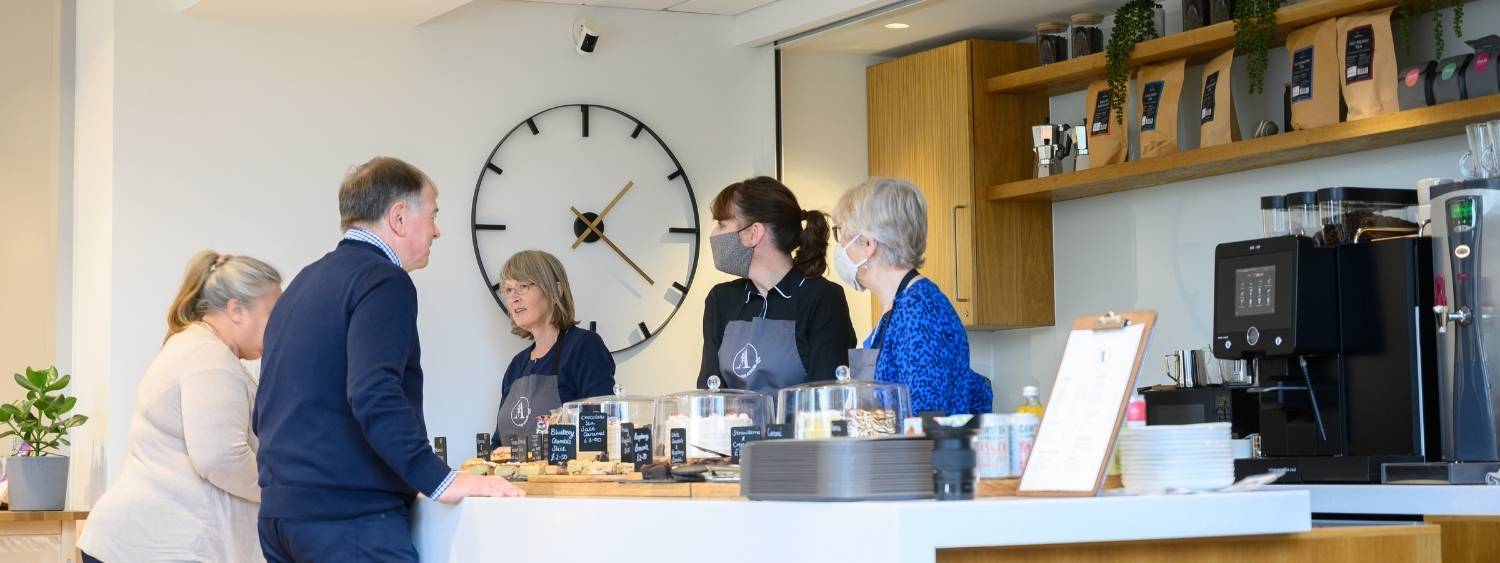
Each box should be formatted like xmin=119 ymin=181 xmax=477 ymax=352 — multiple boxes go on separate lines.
xmin=831 ymin=178 xmax=993 ymax=415
xmin=79 ymin=251 xmax=283 ymax=563
xmin=490 ymin=250 xmax=615 ymax=450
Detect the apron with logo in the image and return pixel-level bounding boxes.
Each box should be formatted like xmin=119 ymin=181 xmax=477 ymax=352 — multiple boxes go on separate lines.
xmin=493 ymin=330 xmax=568 ymax=445
xmin=849 ymin=270 xmax=920 ymax=381
xmin=716 ymin=293 xmax=809 ymax=395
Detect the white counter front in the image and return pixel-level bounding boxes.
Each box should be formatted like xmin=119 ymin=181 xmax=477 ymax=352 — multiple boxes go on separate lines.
xmin=412 ymin=491 xmax=1311 ymax=563
xmin=1270 ymin=484 xmax=1500 ymax=516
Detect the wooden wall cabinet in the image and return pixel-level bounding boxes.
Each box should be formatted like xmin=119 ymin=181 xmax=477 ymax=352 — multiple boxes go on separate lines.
xmin=866 ymin=40 xmax=1054 ymax=329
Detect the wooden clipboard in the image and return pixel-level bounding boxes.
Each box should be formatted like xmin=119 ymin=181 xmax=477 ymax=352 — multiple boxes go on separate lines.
xmin=1016 ymin=310 xmax=1157 ymax=497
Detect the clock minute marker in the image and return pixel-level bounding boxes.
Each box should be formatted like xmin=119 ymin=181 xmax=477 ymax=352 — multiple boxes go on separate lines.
xmin=667 ymin=169 xmax=683 ymax=181
xmin=526 ymin=118 xmax=539 ymax=135
xmin=630 ymin=123 xmax=644 ymax=139
xmin=485 ymin=163 xmax=503 ymax=176
xmin=638 ymin=322 xmax=651 ymax=339
xmin=589 ymin=321 xmax=597 ymax=332
xmin=668 ymin=227 xmax=698 ymax=234
xmin=581 ymin=105 xmax=590 ymax=138
xmin=672 ymin=282 xmax=688 ymax=293
xmin=475 ymin=224 xmax=507 ymax=231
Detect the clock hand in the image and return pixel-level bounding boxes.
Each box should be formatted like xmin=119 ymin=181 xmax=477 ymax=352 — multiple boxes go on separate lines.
xmin=571 ymin=180 xmax=636 ymax=250
xmin=570 ymin=206 xmax=655 ymax=285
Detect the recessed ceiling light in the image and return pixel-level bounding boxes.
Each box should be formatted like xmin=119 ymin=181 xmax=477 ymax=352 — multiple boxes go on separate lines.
xmin=884 ymin=23 xmax=910 ymax=29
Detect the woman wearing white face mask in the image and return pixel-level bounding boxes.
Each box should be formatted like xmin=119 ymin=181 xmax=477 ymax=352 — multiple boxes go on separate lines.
xmin=832 ymin=178 xmax=993 ymax=415
xmin=699 ymin=177 xmax=856 ymax=394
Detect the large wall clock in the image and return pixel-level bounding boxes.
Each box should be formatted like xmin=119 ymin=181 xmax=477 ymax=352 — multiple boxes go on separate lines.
xmin=471 ymin=104 xmax=701 ymax=353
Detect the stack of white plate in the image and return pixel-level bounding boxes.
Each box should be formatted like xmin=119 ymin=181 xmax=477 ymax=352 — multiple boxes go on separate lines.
xmin=1118 ymin=423 xmax=1234 ymax=492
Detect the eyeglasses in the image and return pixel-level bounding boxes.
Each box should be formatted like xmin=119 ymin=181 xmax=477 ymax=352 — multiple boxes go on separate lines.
xmin=499 ymin=281 xmax=536 ymax=298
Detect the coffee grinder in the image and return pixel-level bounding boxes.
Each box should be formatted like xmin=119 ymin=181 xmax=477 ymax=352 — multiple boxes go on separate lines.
xmin=1213 ymin=187 xmax=1441 ymax=483
xmin=1384 ymin=178 xmax=1500 ymax=484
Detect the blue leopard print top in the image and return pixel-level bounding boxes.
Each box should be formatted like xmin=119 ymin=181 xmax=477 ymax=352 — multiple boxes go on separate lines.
xmin=864 ymin=278 xmax=994 ymax=415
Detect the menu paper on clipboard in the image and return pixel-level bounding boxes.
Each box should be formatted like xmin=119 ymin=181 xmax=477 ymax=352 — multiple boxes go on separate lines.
xmin=1018 ymin=311 xmax=1156 ymax=497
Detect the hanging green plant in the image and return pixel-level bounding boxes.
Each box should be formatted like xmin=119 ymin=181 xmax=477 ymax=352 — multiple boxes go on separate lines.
xmin=1105 ymin=0 xmax=1162 ymax=124
xmin=1396 ymin=0 xmax=1466 ymax=58
xmin=1233 ymin=0 xmax=1281 ymax=95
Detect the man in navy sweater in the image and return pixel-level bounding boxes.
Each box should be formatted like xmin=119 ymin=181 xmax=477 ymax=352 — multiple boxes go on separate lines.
xmin=255 ymin=156 xmax=522 ymax=562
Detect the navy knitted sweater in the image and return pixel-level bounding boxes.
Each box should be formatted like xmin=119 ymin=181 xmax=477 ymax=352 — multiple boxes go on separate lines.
xmin=254 ymin=240 xmax=451 ymax=520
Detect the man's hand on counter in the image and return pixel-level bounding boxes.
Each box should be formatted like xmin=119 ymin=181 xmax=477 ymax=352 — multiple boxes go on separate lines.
xmin=436 ymin=473 xmax=526 ymax=504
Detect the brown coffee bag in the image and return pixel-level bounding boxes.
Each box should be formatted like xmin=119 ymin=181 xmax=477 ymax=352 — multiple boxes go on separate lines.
xmin=1199 ymin=49 xmax=1241 ymax=148
xmin=1085 ymin=79 xmax=1127 ymax=166
xmin=1288 ymin=19 xmax=1342 ymax=131
xmin=1138 ymin=58 xmax=1186 ymax=159
xmin=1338 ymin=7 xmax=1398 ymax=120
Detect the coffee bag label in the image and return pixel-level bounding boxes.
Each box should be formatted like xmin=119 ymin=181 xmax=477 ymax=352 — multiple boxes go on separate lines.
xmin=1201 ymin=71 xmax=1220 ymax=124
xmin=1140 ymin=80 xmax=1165 ymax=131
xmin=1292 ymin=46 xmax=1316 ymax=102
xmin=1344 ymin=25 xmax=1375 ymax=84
xmin=1090 ymin=90 xmax=1112 ymax=136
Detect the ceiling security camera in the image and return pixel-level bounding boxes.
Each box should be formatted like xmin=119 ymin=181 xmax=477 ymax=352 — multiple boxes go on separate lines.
xmin=575 ymin=20 xmax=599 ymax=55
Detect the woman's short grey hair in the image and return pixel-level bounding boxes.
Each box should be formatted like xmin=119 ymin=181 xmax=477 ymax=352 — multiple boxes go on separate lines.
xmin=832 ymin=177 xmax=927 ymax=269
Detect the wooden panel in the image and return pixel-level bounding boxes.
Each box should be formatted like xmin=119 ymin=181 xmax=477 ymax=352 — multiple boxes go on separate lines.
xmin=514 ymin=481 xmax=692 ymax=498
xmin=939 ymin=524 xmax=1441 ymax=563
xmin=0 ymin=521 xmax=61 ymax=536
xmin=985 ymin=0 xmax=1407 ymax=96
xmin=969 ymin=41 xmax=1054 ymax=327
xmin=688 ymin=482 xmax=744 ymax=499
xmin=868 ymin=42 xmax=975 ymax=324
xmin=0 ymin=512 xmax=88 ymax=523
xmin=1425 ymin=515 xmax=1500 ymax=563
xmin=986 ymin=96 xmax=1500 ymax=202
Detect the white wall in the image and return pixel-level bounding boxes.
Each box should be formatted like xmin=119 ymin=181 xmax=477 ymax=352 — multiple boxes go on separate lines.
xmin=976 ymin=1 xmax=1500 ymax=411
xmin=780 ymin=50 xmax=892 ymax=333
xmin=0 ymin=1 xmax=64 ymax=410
xmin=71 ymin=0 xmax=774 ymax=503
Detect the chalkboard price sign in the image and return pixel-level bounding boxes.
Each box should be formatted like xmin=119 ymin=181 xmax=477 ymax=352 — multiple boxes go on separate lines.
xmin=527 ymin=434 xmax=543 ymax=463
xmin=729 ymin=426 xmax=762 ymax=464
xmin=475 ymin=433 xmax=491 ymax=459
xmin=670 ymin=428 xmax=687 ymax=464
xmin=579 ymin=411 xmax=608 ymax=452
xmin=632 ymin=425 xmax=653 ymax=469
xmin=831 ymin=420 xmax=849 ymax=437
xmin=507 ymin=434 xmax=527 ymax=462
xmin=548 ymin=424 xmax=577 ymax=465
xmin=765 ymin=424 xmax=789 ymax=440
xmin=617 ymin=423 xmax=635 ymax=462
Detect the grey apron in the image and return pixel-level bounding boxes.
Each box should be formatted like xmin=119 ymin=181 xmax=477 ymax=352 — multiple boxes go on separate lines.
xmin=849 ymin=270 xmax=920 ymax=381
xmin=493 ymin=331 xmax=567 ymax=445
xmin=717 ymin=302 xmax=808 ymax=395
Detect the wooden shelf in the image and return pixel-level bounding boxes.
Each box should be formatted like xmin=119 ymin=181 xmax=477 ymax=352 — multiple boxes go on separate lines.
xmin=985 ymin=96 xmax=1500 ymax=202
xmin=984 ymin=0 xmax=1402 ymax=96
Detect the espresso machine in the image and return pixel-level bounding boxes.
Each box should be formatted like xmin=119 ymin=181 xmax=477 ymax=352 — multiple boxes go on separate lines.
xmin=1213 ymin=187 xmax=1441 ymax=483
xmin=1384 ymin=178 xmax=1500 ymax=484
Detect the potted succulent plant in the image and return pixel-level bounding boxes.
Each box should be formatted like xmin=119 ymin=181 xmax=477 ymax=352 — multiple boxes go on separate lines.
xmin=0 ymin=366 xmax=87 ymax=511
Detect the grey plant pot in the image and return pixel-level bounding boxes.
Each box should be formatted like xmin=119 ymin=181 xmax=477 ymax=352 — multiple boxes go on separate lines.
xmin=5 ymin=455 xmax=69 ymax=511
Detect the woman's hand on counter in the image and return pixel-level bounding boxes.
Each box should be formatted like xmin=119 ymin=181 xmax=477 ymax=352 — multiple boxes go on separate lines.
xmin=436 ymin=473 xmax=527 ymax=504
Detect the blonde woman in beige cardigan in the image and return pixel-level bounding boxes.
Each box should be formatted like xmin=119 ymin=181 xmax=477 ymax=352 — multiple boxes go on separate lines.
xmin=79 ymin=251 xmax=281 ymax=563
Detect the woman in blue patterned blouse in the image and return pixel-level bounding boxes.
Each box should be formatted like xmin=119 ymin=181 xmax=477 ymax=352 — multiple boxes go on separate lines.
xmin=830 ymin=178 xmax=993 ymax=415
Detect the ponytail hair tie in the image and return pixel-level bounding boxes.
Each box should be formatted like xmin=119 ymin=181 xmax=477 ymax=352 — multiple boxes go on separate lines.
xmin=800 ymin=210 xmax=809 ymax=221
xmin=210 ymin=254 xmax=232 ymax=272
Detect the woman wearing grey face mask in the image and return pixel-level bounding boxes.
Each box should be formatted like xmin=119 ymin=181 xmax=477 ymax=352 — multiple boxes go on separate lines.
xmin=698 ymin=177 xmax=857 ymax=395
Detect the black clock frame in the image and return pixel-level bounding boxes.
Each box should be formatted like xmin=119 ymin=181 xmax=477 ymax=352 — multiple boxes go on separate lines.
xmin=469 ymin=103 xmax=701 ymax=354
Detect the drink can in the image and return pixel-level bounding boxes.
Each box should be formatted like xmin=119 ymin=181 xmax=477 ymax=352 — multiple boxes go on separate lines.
xmin=1008 ymin=413 xmax=1040 ymax=476
xmin=975 ymin=413 xmax=1012 ymax=478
